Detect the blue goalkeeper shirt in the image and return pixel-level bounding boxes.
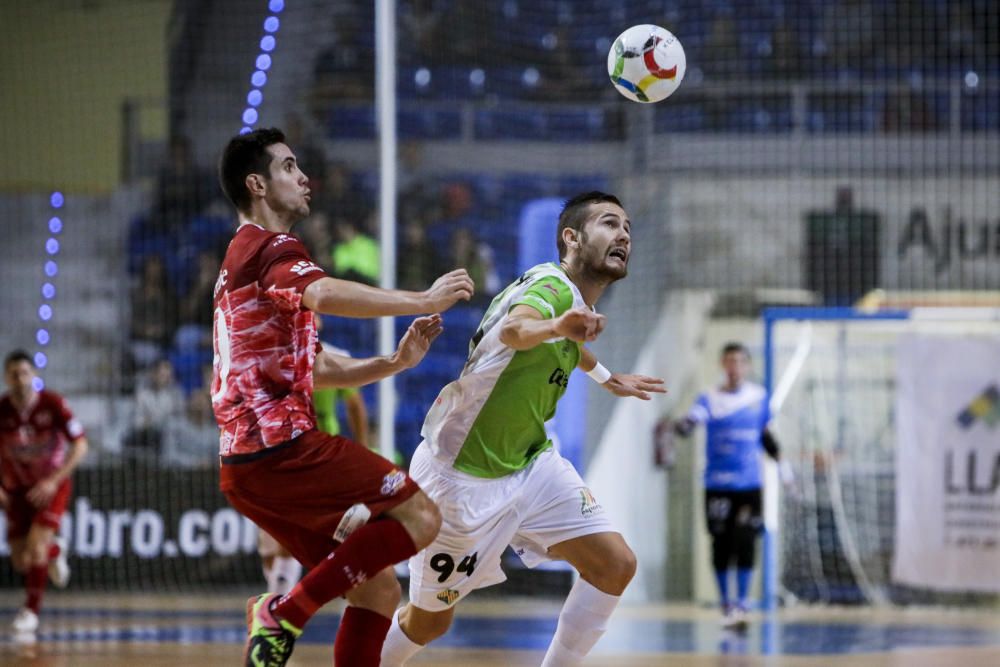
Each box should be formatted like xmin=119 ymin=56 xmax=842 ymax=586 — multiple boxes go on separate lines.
xmin=686 ymin=382 xmax=771 ymax=491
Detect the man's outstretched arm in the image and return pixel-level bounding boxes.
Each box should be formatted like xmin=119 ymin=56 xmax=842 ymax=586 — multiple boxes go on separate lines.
xmin=313 ymin=315 xmax=443 ymax=388
xmin=577 ymin=346 xmax=666 ymax=401
xmin=302 ymin=270 xmax=473 ymax=318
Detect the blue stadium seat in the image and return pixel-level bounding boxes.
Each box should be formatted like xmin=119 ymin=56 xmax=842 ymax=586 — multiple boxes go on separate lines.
xmin=328 ymin=106 xmax=376 ymax=139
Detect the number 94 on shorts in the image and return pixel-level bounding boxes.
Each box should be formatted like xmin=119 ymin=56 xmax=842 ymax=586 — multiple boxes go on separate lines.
xmin=405 ymin=445 xmax=616 ymax=611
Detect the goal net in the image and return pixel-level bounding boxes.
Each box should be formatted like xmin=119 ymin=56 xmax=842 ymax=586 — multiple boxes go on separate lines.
xmin=766 ymin=306 xmax=1000 ymax=606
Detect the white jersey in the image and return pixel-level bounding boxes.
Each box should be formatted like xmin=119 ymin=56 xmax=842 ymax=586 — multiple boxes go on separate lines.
xmin=421 ymin=263 xmax=587 ymax=478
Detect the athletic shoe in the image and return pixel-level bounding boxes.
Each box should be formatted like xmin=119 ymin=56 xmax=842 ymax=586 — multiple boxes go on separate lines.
xmin=48 ymin=536 xmax=70 ymax=588
xmin=721 ymin=604 xmax=748 ymax=632
xmin=243 ymin=593 xmax=301 ymax=667
xmin=11 ymin=608 xmax=39 ymax=634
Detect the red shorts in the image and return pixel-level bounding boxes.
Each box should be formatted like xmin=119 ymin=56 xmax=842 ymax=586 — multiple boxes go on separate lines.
xmin=220 ymin=429 xmax=420 ymax=568
xmin=5 ymin=478 xmax=72 ymax=540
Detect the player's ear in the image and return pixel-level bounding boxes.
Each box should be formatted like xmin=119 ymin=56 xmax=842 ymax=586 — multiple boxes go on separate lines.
xmin=561 ymin=227 xmax=579 ymax=250
xmin=246 ymin=173 xmax=266 ymax=199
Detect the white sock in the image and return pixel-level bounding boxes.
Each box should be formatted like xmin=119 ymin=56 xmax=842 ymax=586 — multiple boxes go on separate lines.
xmin=540 ymin=578 xmax=621 ymax=667
xmin=380 ymin=608 xmax=425 ymax=666
xmin=266 ymin=556 xmax=302 ymax=595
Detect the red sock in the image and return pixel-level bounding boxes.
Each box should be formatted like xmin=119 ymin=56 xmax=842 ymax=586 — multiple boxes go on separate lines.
xmin=333 ymin=606 xmax=392 ymax=666
xmin=272 ymin=519 xmax=416 ymax=629
xmin=49 ymin=541 xmax=61 ymax=560
xmin=25 ymin=565 xmax=48 ymax=613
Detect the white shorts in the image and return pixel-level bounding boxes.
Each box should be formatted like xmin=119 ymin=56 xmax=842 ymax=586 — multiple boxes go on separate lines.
xmin=407 ymin=443 xmax=616 ymax=611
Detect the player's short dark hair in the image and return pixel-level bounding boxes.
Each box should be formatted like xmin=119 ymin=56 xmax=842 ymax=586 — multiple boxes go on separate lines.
xmin=557 ymin=191 xmax=623 ymax=260
xmin=218 ymin=127 xmax=287 ymax=214
xmin=721 ymin=342 xmax=750 ymax=358
xmin=4 ymin=349 xmax=34 ymax=369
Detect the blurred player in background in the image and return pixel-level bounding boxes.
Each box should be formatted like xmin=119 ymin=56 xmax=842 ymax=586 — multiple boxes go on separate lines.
xmin=381 ymin=192 xmax=665 ymax=667
xmin=671 ymin=342 xmax=787 ymax=630
xmin=213 ymin=128 xmax=473 ymax=667
xmin=257 ymin=314 xmax=371 ymax=597
xmin=0 ymin=350 xmax=87 ymax=636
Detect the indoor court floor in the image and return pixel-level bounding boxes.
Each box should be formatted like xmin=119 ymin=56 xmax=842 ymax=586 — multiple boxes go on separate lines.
xmin=1 ymin=592 xmax=999 ymax=666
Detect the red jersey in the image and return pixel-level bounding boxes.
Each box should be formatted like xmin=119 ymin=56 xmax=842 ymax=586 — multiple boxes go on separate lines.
xmin=0 ymin=389 xmax=85 ymax=491
xmin=211 ymin=223 xmax=327 ymax=456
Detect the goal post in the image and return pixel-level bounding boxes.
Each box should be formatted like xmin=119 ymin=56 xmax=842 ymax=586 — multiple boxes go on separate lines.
xmin=761 ymin=305 xmax=1000 ymax=610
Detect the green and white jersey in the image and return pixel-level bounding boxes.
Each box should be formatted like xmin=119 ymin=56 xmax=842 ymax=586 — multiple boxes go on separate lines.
xmin=421 ymin=262 xmax=587 ymax=479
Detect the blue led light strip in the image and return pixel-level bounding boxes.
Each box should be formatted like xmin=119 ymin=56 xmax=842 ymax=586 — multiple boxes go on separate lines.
xmin=33 ymin=191 xmax=65 ymax=390
xmin=239 ymin=0 xmax=284 ymax=134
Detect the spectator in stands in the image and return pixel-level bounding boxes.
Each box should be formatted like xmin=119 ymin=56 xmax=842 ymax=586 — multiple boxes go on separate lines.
xmin=448 ymin=228 xmax=499 ymax=305
xmin=942 ymin=2 xmax=980 ymax=64
xmin=534 ymin=27 xmax=597 ymax=101
xmin=310 ymin=13 xmax=373 ymax=121
xmin=161 ymin=365 xmax=217 ymax=468
xmin=320 ymin=162 xmax=371 ymax=229
xmin=175 ymin=250 xmax=221 ymax=351
xmin=885 ymin=0 xmax=938 ymax=69
xmin=398 ymin=218 xmax=441 ymax=292
xmin=765 ymin=21 xmax=807 ymax=80
xmin=702 ymin=14 xmax=745 ymax=80
xmin=295 ymin=212 xmax=336 ymax=274
xmin=126 ymin=358 xmax=184 ymax=456
xmin=150 ymin=135 xmax=212 ymax=235
xmin=819 ymin=0 xmax=879 ymax=71
xmin=399 ymin=0 xmax=444 ymax=64
xmin=284 ymin=114 xmax=327 ymax=197
xmin=130 ymin=254 xmax=178 ymax=369
xmin=331 ymin=215 xmax=380 ymax=286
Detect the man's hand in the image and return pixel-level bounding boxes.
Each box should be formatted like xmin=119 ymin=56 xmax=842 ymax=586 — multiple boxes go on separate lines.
xmin=0 ymin=487 xmax=9 ymax=510
xmin=553 ymin=308 xmax=606 ymax=343
xmin=391 ymin=314 xmax=444 ymax=370
xmin=603 ymin=373 xmax=667 ymax=400
xmin=422 ymin=270 xmax=474 ymax=313
xmin=27 ymin=477 xmax=59 ymax=509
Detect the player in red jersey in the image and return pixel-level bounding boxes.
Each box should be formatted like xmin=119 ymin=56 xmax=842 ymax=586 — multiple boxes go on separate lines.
xmin=213 ymin=128 xmax=474 ymax=667
xmin=0 ymin=350 xmax=87 ymax=635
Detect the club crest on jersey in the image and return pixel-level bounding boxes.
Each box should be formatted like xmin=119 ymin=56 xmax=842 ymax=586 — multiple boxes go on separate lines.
xmin=436 ymin=589 xmax=460 ymax=606
xmin=580 ymin=488 xmax=603 ymax=517
xmin=381 ymin=470 xmax=407 ymax=496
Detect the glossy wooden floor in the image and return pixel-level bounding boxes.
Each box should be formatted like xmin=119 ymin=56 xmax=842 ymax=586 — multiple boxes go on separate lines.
xmin=1 ymin=593 xmax=999 ymax=666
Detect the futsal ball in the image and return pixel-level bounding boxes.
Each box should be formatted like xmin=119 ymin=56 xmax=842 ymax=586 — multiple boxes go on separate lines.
xmin=607 ymin=24 xmax=686 ymax=103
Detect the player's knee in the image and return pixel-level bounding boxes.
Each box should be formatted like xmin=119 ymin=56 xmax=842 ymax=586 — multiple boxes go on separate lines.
xmin=400 ymin=605 xmax=453 ymax=644
xmin=403 ymin=492 xmax=442 ymax=551
xmin=346 ymin=567 xmax=402 ymax=614
xmin=609 ymin=544 xmax=638 ymax=592
xmin=590 ymin=543 xmax=637 ymax=595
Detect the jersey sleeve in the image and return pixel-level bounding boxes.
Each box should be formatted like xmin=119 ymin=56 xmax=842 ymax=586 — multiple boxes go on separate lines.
xmin=55 ymin=394 xmax=85 ymax=441
xmin=259 ymin=234 xmax=328 ymax=295
xmin=511 ymin=275 xmax=576 ymax=320
xmin=686 ymin=393 xmax=711 ymax=425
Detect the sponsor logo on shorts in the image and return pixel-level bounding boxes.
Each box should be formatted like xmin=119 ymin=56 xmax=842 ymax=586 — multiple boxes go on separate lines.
xmin=381 ymin=470 xmax=407 ymax=496
xmin=290 ymin=260 xmax=322 ymax=276
xmin=436 ymin=589 xmax=460 ymax=606
xmin=580 ymin=488 xmax=603 ymax=517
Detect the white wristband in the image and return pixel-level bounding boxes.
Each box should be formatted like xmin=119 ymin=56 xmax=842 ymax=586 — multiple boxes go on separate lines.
xmin=586 ymin=362 xmax=612 ymax=384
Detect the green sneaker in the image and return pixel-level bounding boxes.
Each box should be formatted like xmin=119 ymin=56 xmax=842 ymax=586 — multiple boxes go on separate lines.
xmin=243 ymin=593 xmax=302 ymax=667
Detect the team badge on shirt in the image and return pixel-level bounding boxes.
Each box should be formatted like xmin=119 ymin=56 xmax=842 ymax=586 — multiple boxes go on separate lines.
xmin=381 ymin=470 xmax=407 ymax=496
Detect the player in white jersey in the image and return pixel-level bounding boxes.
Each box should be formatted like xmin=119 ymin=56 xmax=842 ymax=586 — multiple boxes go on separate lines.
xmin=381 ymin=192 xmax=666 ymax=667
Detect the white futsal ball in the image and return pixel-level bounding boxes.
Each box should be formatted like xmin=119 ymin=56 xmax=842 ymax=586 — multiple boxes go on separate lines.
xmin=607 ymin=24 xmax=686 ymax=103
